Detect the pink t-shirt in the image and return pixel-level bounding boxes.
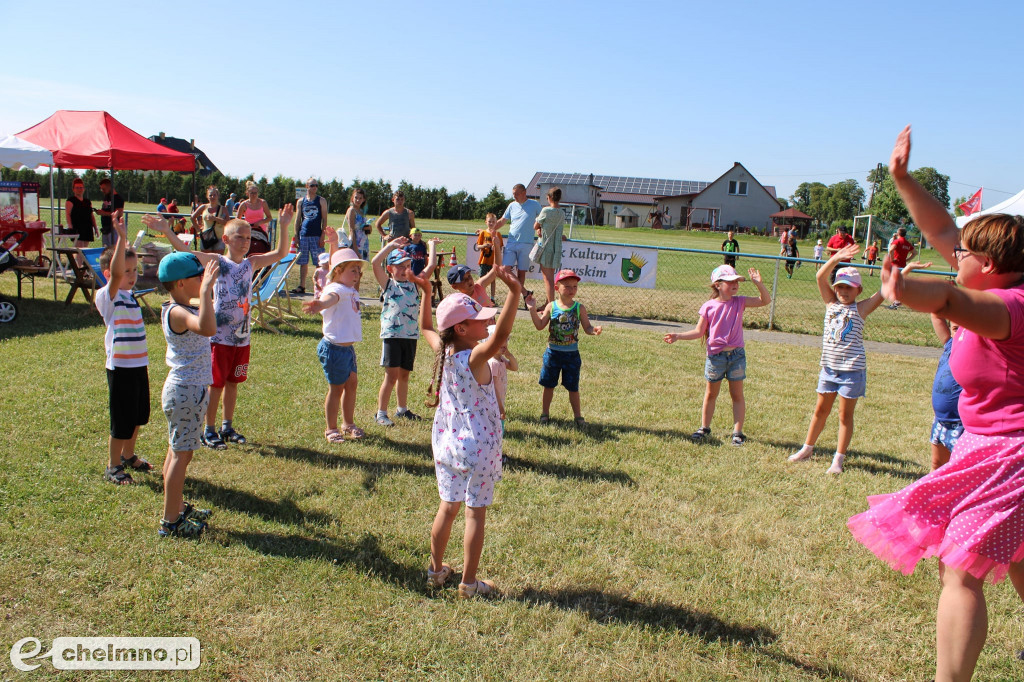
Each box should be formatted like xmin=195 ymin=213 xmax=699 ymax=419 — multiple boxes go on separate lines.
xmin=698 ymin=296 xmax=757 ymax=356
xmin=949 ymin=285 xmax=1024 ymax=435
xmin=471 ymin=283 xmax=494 ymax=307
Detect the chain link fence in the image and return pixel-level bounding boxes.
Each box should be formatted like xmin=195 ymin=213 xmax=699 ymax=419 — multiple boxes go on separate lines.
xmin=112 ymin=213 xmax=951 ymax=348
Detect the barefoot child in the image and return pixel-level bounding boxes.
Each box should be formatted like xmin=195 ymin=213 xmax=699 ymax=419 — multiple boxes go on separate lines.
xmin=789 ymin=243 xmax=883 ymax=473
xmin=145 ymin=204 xmax=294 ymax=449
xmin=524 ymin=269 xmax=602 ymax=426
xmin=157 ymin=253 xmax=218 ymax=538
xmin=849 ymin=127 xmax=1024 ymax=682
xmin=414 ymin=265 xmax=522 ymax=597
xmin=96 ymin=217 xmax=153 ymax=485
xmin=371 ymin=238 xmax=422 ymax=425
xmin=303 ymin=248 xmax=366 ymax=443
xmin=664 ymin=264 xmax=771 ymax=445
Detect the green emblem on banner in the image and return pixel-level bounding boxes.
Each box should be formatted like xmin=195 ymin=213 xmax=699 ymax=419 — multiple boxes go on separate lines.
xmin=620 ymin=252 xmax=647 ymax=284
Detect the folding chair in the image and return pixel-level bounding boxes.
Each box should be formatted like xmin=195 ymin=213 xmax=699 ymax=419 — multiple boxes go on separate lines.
xmin=81 ymin=247 xmax=159 ymax=318
xmin=251 ymin=254 xmax=298 ymax=333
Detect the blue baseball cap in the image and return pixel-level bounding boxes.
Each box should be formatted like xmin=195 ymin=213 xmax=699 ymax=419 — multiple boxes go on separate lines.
xmin=386 ymin=249 xmax=412 ymax=265
xmin=158 ymin=252 xmax=204 ymax=283
xmin=447 ymin=264 xmax=472 ymax=285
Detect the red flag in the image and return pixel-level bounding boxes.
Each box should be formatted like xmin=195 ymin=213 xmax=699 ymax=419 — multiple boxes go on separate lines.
xmin=958 ymin=188 xmax=983 ymax=216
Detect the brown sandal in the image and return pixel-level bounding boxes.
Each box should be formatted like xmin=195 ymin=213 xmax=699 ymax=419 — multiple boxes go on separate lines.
xmin=325 ymin=429 xmax=346 ymax=444
xmin=342 ymin=425 xmax=365 ymax=440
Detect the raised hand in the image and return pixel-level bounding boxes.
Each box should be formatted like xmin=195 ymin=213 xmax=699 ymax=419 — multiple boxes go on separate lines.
xmin=748 ymin=268 xmax=762 ymax=283
xmin=889 ymin=125 xmax=911 ymax=180
xmin=879 ymin=256 xmax=903 ymax=302
xmin=278 ymin=202 xmax=295 ymax=226
xmin=325 ymin=227 xmax=339 ymax=248
xmin=200 ymin=259 xmax=219 ymax=294
xmin=408 ymin=270 xmax=431 ymax=291
xmin=900 ymin=260 xmax=932 ymax=275
xmin=836 ymin=243 xmax=861 ymax=261
xmin=391 ymin=236 xmax=410 ymax=249
xmin=114 ymin=214 xmax=127 ymax=240
xmin=141 ymin=214 xmax=170 ymax=233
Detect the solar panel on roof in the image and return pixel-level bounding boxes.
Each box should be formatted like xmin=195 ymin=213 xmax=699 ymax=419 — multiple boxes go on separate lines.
xmin=535 ymin=172 xmax=710 ymax=196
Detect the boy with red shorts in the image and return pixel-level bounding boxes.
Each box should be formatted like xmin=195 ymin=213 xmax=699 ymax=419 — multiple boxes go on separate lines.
xmin=144 ymin=204 xmax=295 ymax=449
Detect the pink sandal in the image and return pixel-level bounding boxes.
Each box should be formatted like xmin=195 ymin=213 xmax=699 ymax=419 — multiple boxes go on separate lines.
xmin=325 ymin=429 xmax=346 ymax=444
xmin=342 ymin=425 xmax=365 ymax=440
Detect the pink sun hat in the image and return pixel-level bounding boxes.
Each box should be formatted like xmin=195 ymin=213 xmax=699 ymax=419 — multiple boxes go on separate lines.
xmin=436 ymin=293 xmax=497 ymax=330
xmin=711 ymin=264 xmax=745 ymax=282
xmin=329 ymin=248 xmax=363 ymax=271
xmin=833 ymin=267 xmax=862 ymax=289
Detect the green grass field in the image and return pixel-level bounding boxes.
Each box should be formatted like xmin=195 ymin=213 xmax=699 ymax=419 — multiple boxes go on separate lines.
xmin=1 ymin=291 xmax=1022 ymax=680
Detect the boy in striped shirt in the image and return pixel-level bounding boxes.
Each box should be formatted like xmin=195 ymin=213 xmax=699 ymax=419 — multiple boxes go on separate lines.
xmin=96 ymin=218 xmax=153 ymax=485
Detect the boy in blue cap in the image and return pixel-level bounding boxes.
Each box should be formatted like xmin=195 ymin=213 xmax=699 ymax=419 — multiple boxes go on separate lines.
xmin=371 ymin=237 xmax=423 ymax=425
xmin=157 ymin=252 xmax=218 ymax=538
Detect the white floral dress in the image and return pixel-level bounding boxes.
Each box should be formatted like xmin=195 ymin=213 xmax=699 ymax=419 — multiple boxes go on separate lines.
xmin=432 ymin=349 xmax=503 ymax=507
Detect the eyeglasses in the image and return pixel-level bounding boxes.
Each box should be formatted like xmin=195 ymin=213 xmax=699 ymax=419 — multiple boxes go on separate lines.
xmin=952 ymin=245 xmax=971 ymax=261
xmin=308 ymin=184 xmax=318 ymax=188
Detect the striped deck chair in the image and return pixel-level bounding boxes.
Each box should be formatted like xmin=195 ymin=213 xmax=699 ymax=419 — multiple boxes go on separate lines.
xmin=81 ymin=247 xmax=158 ymax=318
xmin=251 ymin=253 xmax=298 ymax=333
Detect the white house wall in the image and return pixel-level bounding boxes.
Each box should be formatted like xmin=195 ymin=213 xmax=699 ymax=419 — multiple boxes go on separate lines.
xmin=695 ymin=166 xmax=778 ymax=230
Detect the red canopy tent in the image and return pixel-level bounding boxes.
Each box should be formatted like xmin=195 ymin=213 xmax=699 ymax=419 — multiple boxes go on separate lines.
xmin=17 ymin=111 xmax=194 ymax=171
xmin=16 ymin=111 xmax=196 ymax=299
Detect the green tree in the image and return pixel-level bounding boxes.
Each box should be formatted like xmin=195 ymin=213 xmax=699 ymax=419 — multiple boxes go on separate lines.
xmin=824 ymin=179 xmax=865 ymax=224
xmin=869 ymin=166 xmax=950 ymax=223
xmin=477 ymin=185 xmax=508 ymax=219
xmin=776 ymin=197 xmax=790 ymax=210
xmin=952 ymin=195 xmax=968 ymax=218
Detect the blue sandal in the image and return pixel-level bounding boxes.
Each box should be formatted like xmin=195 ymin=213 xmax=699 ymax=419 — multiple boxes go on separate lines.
xmin=202 ymin=430 xmax=227 ymax=450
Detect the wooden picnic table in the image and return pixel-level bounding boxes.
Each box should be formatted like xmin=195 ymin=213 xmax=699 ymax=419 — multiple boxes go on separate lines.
xmin=53 ymin=246 xmax=97 ymax=305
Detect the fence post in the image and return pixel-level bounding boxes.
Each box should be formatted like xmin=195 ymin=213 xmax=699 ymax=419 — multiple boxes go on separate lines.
xmin=768 ymin=256 xmax=780 ymax=330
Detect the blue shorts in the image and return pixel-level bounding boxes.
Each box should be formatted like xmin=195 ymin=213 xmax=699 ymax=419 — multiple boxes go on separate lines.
xmin=930 ymin=419 xmax=964 ymax=451
xmin=705 ymin=348 xmax=746 ymax=382
xmin=817 ymin=366 xmax=866 ymax=399
xmin=317 ymin=338 xmax=357 ymax=385
xmin=297 ymin=235 xmax=324 ymax=266
xmin=539 ymin=348 xmax=581 ymax=392
xmin=502 ymin=241 xmax=534 ymax=271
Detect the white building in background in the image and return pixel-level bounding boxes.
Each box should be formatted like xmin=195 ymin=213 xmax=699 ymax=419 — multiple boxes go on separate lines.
xmin=525 ymin=165 xmax=778 ymax=231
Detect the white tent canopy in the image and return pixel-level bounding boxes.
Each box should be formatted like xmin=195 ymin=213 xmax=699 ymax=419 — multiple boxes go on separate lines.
xmin=955 ymin=187 xmax=1024 ymax=227
xmin=0 ymin=134 xmax=53 ymax=170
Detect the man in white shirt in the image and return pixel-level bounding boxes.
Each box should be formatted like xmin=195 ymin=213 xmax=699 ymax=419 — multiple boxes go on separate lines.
xmin=494 ymin=183 xmax=542 ymax=286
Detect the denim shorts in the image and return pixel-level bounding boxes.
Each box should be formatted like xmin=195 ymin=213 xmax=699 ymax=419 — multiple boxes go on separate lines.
xmin=539 ymin=348 xmax=581 ymax=392
xmin=930 ymin=419 xmax=964 ymax=451
xmin=817 ymin=366 xmax=866 ymax=399
xmin=317 ymin=338 xmax=357 ymax=385
xmin=705 ymin=348 xmax=746 ymax=382
xmin=502 ymin=241 xmax=533 ymax=271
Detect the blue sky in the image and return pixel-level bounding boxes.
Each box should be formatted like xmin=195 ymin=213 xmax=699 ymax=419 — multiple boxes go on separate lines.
xmin=3 ymin=0 xmax=1021 ymax=207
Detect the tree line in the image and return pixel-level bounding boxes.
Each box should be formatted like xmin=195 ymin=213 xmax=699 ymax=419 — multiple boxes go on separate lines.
xmin=0 ymin=167 xmax=512 ymax=221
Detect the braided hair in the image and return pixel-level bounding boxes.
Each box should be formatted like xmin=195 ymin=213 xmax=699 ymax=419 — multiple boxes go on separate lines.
xmin=425 ymin=326 xmax=458 ymax=408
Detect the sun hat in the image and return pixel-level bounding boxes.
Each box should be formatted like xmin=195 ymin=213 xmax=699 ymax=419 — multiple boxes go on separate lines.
xmin=436 ymin=293 xmax=497 ymax=330
xmin=329 ymin=248 xmax=363 ymax=271
xmin=833 ymin=267 xmax=862 ymax=289
xmin=317 ymin=252 xmax=330 ymax=266
xmin=554 ymin=269 xmax=580 ymax=284
xmin=386 ymin=249 xmax=412 ymax=265
xmin=447 ymin=264 xmax=472 ymax=285
xmin=710 ymin=264 xmax=744 ymax=283
xmin=158 ymin=252 xmax=203 ymax=283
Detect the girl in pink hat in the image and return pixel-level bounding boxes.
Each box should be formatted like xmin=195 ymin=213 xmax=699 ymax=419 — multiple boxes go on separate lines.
xmin=412 ymin=264 xmax=522 ymax=598
xmin=789 ymin=244 xmax=883 ymax=473
xmin=664 ymin=263 xmax=770 ymax=446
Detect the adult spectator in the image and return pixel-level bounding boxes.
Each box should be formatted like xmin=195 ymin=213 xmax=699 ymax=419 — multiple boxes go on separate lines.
xmin=96 ymin=178 xmax=124 ymax=248
xmin=888 ymin=227 xmax=916 ymax=268
xmin=374 ymin=190 xmax=415 ymax=243
xmin=494 ymin=183 xmax=542 ymax=286
xmin=290 ymin=177 xmax=328 ymax=294
xmin=165 ymin=198 xmax=185 ymax=233
xmin=191 ymin=185 xmax=228 ymax=254
xmin=236 ymin=180 xmax=273 ymax=257
xmin=224 ymin=192 xmax=237 ymax=216
xmin=826 ymin=225 xmax=856 ymax=282
xmin=65 ymin=178 xmax=95 ymax=259
xmin=157 ymin=197 xmax=167 ymax=214
xmin=721 ymin=230 xmax=739 ymax=266
xmin=340 ymin=187 xmax=370 ymax=260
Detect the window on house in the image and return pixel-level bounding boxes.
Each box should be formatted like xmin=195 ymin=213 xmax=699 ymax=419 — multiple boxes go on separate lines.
xmin=728 ymin=181 xmax=748 ymax=196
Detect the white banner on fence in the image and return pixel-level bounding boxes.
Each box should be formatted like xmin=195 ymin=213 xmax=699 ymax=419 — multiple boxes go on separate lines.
xmin=463 ymin=237 xmax=658 ymax=289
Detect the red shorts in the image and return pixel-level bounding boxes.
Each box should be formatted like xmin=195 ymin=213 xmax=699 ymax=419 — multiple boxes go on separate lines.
xmin=211 ymin=343 xmax=250 ymax=387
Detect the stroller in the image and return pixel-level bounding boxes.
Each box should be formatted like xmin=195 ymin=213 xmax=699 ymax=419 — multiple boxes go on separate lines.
xmin=0 ymin=230 xmax=27 ymax=323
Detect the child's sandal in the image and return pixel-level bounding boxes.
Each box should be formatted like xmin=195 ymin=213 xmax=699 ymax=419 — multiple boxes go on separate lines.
xmin=121 ymin=454 xmax=153 ymax=472
xmin=325 ymin=429 xmax=346 ymax=444
xmin=731 ymin=432 xmax=747 ymax=446
xmin=426 ymin=563 xmax=453 ymax=589
xmin=104 ymin=465 xmax=134 ymax=486
xmin=342 ymin=425 xmax=365 ymax=440
xmin=690 ymin=427 xmax=711 ymax=443
xmin=458 ymin=579 xmax=496 ymax=599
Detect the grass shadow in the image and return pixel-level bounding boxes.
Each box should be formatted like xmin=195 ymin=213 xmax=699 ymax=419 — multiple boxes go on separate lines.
xmin=759 ymin=437 xmax=927 ymax=479
xmin=0 ymin=294 xmax=104 ymax=340
xmin=504 ymin=455 xmax=635 ymax=486
xmin=141 ymin=477 xmax=335 ymax=527
xmin=227 ymin=530 xmax=426 ymax=593
xmin=256 ymin=443 xmax=434 ymax=492
xmin=514 ymin=588 xmax=860 ymax=680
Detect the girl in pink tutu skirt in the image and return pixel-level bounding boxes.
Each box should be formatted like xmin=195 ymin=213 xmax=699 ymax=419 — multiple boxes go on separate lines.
xmin=848 ymin=126 xmax=1024 ymax=682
